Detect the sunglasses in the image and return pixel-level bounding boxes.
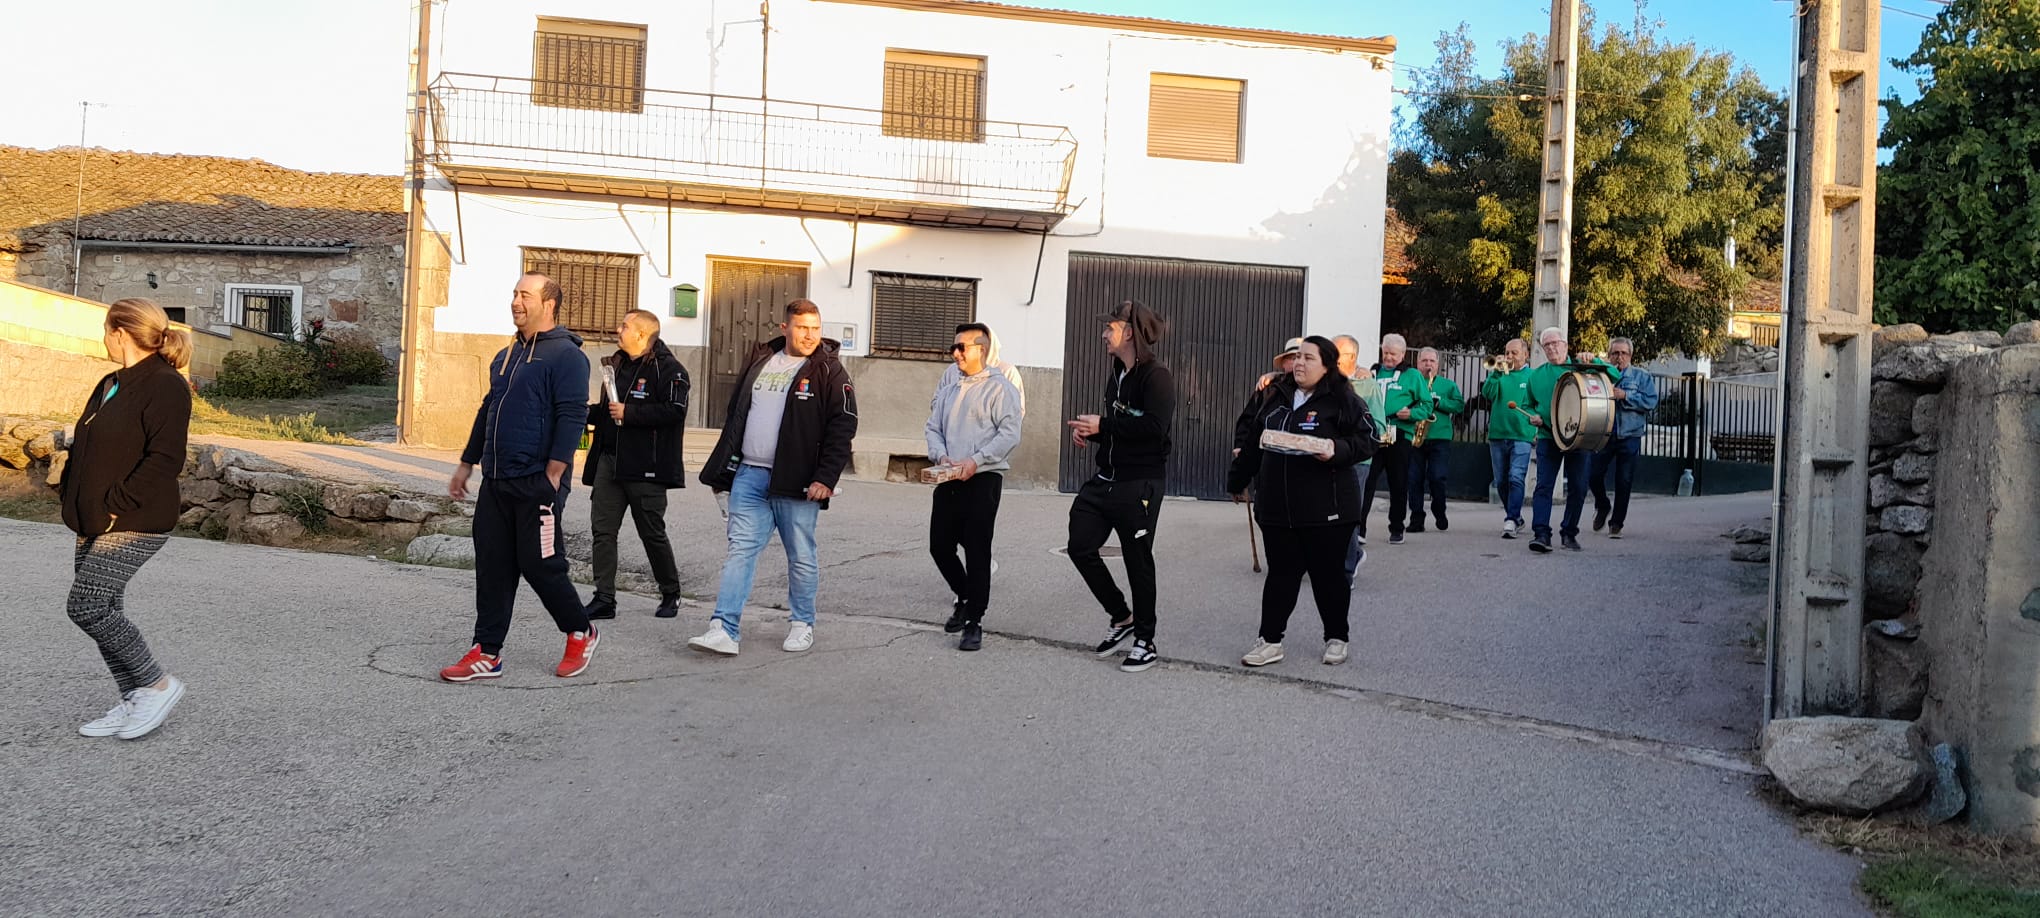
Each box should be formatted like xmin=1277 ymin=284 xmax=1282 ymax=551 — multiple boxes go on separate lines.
xmin=950 ymin=343 xmax=984 ymax=353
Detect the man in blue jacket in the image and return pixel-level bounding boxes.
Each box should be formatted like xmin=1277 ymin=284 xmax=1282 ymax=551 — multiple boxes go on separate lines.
xmin=440 ymin=272 xmax=597 ymax=683
xmin=1588 ymin=337 xmax=1659 ymax=538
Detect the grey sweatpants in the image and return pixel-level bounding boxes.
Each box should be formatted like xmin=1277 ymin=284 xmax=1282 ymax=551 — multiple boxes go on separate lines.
xmin=68 ymin=532 xmax=169 ymax=694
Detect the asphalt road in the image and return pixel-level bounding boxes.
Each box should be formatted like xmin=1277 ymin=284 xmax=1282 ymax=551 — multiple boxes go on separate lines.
xmin=0 ymin=484 xmax=1868 ymax=917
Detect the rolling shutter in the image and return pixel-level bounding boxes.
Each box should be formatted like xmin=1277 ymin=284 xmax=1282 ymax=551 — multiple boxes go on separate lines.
xmin=1147 ymin=73 xmax=1244 ymax=163
xmin=870 ymin=273 xmax=977 ymax=360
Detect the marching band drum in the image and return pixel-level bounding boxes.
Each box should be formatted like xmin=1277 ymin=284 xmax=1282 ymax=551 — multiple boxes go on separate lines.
xmin=1551 ymin=366 xmax=1617 ymax=453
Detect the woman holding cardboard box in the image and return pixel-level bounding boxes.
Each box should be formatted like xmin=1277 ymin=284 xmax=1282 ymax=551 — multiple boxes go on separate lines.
xmin=1226 ymin=337 xmax=1380 ymax=668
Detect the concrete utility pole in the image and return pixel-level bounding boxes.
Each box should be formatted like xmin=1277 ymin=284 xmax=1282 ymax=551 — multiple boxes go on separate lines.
xmin=1531 ymin=0 xmax=1579 ymax=363
xmin=398 ymin=0 xmax=432 ymax=444
xmin=1769 ymin=0 xmax=1880 ymax=719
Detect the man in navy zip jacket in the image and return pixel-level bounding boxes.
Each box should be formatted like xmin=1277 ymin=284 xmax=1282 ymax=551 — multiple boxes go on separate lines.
xmin=439 ymin=272 xmax=598 ymax=683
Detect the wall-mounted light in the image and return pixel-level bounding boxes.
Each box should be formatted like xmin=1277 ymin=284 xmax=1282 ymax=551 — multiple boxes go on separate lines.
xmin=146 ymin=271 xmax=158 ymax=289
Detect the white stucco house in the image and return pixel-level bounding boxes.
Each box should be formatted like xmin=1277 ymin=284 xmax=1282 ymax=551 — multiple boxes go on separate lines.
xmin=404 ymin=0 xmax=1395 ymax=494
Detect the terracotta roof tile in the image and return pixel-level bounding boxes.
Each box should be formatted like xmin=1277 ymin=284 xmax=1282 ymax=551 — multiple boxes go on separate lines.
xmin=0 ymin=145 xmax=403 ymax=252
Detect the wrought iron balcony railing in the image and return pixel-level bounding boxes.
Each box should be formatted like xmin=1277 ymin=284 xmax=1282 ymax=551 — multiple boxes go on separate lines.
xmin=426 ymin=73 xmax=1080 ymax=230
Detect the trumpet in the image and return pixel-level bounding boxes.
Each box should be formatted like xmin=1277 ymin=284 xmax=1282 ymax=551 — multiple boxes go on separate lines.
xmin=1482 ymin=354 xmax=1511 ymax=373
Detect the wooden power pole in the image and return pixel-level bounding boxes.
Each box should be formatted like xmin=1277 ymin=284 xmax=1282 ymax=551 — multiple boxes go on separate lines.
xmin=1531 ymin=0 xmax=1579 ymax=362
xmin=1769 ymin=0 xmax=1880 ymax=718
xmin=397 ymin=0 xmax=433 ymax=444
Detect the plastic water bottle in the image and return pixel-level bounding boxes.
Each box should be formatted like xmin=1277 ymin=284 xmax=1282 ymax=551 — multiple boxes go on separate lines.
xmin=1678 ymin=469 xmax=1695 ymax=497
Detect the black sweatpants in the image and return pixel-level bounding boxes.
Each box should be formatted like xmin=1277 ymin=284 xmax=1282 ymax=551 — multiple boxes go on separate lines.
xmin=929 ymin=472 xmax=1003 ymax=621
xmin=1361 ymin=440 xmax=1413 ymax=538
xmin=589 ymin=454 xmax=682 ymax=601
xmin=1067 ymin=477 xmax=1164 ymax=640
xmin=1407 ymin=439 xmax=1452 ymax=527
xmin=472 ymin=472 xmax=591 ymax=654
xmin=1258 ymin=523 xmax=1355 ymax=644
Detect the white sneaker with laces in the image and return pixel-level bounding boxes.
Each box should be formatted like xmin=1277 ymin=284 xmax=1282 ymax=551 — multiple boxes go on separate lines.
xmin=1324 ymin=639 xmax=1350 ymax=666
xmin=79 ymin=696 xmax=134 ymax=737
xmin=1242 ymin=640 xmax=1284 ymax=667
xmin=1502 ymin=520 xmax=1518 ymax=539
xmin=783 ymin=622 xmax=814 ymax=653
xmin=118 ymin=676 xmax=184 ymax=740
xmin=687 ymin=624 xmax=740 ymax=656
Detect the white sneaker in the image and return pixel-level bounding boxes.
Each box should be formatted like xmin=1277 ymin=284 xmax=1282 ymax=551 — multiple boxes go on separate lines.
xmin=118 ymin=676 xmax=184 ymax=740
xmin=1324 ymin=639 xmax=1350 ymax=665
xmin=1242 ymin=640 xmax=1284 ymax=667
xmin=687 ymin=625 xmax=740 ymax=656
xmin=1502 ymin=520 xmax=1518 ymax=539
xmin=783 ymin=622 xmax=814 ymax=653
xmin=79 ymin=696 xmax=134 ymax=737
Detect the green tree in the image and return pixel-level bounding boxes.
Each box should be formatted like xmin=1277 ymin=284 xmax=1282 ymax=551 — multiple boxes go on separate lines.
xmin=1388 ymin=8 xmax=1784 ymax=357
xmin=1875 ymin=0 xmax=2040 ymax=332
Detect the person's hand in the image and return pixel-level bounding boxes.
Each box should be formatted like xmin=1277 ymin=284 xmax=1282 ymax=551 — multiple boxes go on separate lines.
xmin=957 ymin=458 xmax=978 ymax=481
xmin=1231 ymin=447 xmax=1241 ymax=458
xmin=1314 ymin=447 xmax=1335 ymax=461
xmin=1395 ymin=408 xmax=1412 ymax=420
xmin=1529 ymin=416 xmax=1545 ymax=428
xmin=1071 ymin=429 xmax=1089 ymax=448
xmin=1068 ymin=414 xmax=1102 ymax=438
xmin=1231 ymin=491 xmax=1247 ymax=503
xmin=448 ymin=464 xmax=473 ymax=500
xmin=608 ymin=400 xmax=626 ymax=421
xmin=1256 ymin=371 xmax=1279 ymax=391
xmin=715 ymin=490 xmax=730 ymax=521
xmin=546 ymin=459 xmax=567 ymax=491
xmin=806 ymin=482 xmax=834 ymax=501
xmin=1612 ymin=389 xmax=1628 ymax=402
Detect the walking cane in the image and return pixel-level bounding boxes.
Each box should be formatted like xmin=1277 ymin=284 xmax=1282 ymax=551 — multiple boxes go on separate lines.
xmin=1246 ymin=493 xmax=1262 ymax=573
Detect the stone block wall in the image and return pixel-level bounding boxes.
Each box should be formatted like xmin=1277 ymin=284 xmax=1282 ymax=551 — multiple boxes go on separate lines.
xmin=175 ymin=444 xmax=470 ymax=546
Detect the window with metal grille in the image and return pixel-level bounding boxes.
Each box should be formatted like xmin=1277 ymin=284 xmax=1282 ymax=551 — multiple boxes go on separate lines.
xmin=223 ymin=284 xmax=302 ymax=337
xmin=521 ymin=247 xmax=639 ymax=338
xmin=882 ymin=50 xmax=986 ymax=143
xmin=1147 ymin=73 xmax=1244 ymax=163
xmin=869 ymin=273 xmax=977 ymax=360
xmin=532 ymin=17 xmax=647 ymax=114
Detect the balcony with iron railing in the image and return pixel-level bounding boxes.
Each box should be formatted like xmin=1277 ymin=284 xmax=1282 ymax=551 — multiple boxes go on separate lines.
xmin=426 ymin=73 xmax=1081 ymax=231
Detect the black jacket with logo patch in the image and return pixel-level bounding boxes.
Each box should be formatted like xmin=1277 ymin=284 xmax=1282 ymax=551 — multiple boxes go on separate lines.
xmin=698 ymin=337 xmax=858 ymax=507
xmin=583 ymin=338 xmax=690 ymax=489
xmin=1225 ymin=376 xmax=1377 ymax=528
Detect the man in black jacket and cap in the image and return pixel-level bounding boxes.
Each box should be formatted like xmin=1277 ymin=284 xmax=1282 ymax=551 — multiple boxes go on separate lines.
xmin=1066 ymin=300 xmax=1173 ymax=673
xmin=582 ymin=309 xmax=690 ymax=621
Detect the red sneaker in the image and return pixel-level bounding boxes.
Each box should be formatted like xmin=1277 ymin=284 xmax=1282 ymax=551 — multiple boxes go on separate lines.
xmin=556 ymin=627 xmax=598 ymax=678
xmin=440 ymin=645 xmax=502 ymax=683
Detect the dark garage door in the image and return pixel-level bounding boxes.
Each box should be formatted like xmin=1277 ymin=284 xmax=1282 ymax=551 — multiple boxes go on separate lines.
xmin=1058 ymin=252 xmax=1307 ymax=500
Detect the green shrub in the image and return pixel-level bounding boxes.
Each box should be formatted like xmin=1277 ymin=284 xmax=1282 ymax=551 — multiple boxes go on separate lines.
xmin=208 ymin=345 xmax=323 ymax=399
xmin=320 ymin=334 xmax=390 ymax=386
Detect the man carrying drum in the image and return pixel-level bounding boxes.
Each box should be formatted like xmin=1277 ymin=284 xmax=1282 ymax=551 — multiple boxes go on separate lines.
xmin=1518 ymin=327 xmax=1616 ymax=554
xmin=1588 ymin=337 xmax=1659 ymax=539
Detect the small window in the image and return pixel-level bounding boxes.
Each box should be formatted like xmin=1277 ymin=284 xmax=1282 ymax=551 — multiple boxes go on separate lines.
xmin=521 ymin=247 xmax=640 ymax=338
xmin=1147 ymin=73 xmax=1244 ymax=163
xmin=882 ymin=50 xmax=986 ymax=143
xmin=223 ymin=284 xmax=303 ymax=337
xmin=532 ymin=17 xmax=647 ymax=114
xmin=869 ymin=273 xmax=977 ymax=360
xmin=162 ymin=307 xmax=188 ymax=325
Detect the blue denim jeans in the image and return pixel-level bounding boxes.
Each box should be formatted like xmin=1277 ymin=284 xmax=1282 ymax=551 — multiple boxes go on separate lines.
xmin=1589 ymin=436 xmax=1643 ymax=528
xmin=1531 ymin=438 xmax=1587 ymax=540
xmin=1488 ymin=440 xmax=1532 ymax=524
xmin=710 ymin=464 xmax=819 ymax=642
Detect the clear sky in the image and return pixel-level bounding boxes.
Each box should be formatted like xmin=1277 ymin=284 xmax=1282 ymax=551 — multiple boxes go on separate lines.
xmin=0 ymin=0 xmax=1944 ymax=175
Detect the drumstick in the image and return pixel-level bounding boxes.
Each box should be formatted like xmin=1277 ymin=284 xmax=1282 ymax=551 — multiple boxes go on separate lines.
xmin=1246 ymin=494 xmax=1262 ymax=573
xmin=1505 ymin=401 xmax=1539 ymax=421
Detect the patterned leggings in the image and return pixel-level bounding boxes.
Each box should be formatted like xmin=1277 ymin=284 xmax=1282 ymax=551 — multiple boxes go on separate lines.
xmin=68 ymin=532 xmax=169 ymax=694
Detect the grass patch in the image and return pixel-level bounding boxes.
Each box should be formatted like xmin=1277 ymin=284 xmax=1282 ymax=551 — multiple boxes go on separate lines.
xmin=1799 ymin=813 xmax=2040 ymax=917
xmin=1862 ymin=857 xmax=2040 ymax=917
xmin=0 ymin=475 xmax=63 ymax=524
xmin=190 ymin=384 xmax=396 ymax=444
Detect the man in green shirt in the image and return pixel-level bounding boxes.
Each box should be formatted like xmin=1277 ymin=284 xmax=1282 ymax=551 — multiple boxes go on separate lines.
xmin=1406 ymin=347 xmax=1465 ymax=532
xmin=1521 ymin=327 xmax=1617 ymax=553
xmin=1360 ymin=334 xmax=1430 ymax=545
xmin=1479 ymin=338 xmax=1535 ymax=538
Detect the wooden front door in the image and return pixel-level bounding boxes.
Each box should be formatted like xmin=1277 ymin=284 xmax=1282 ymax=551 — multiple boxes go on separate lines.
xmin=707 ymin=259 xmax=809 ymax=428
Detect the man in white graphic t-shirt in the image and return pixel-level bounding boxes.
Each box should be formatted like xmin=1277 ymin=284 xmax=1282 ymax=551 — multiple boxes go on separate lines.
xmin=689 ymin=299 xmax=858 ymax=656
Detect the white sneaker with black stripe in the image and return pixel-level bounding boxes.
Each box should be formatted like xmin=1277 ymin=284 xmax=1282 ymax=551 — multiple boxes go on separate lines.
xmin=1094 ymin=620 xmax=1137 ymax=657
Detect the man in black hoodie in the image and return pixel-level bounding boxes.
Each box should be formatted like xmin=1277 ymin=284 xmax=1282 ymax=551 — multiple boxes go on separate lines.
xmin=1066 ymin=300 xmax=1173 ymax=673
xmin=688 ymin=299 xmax=858 ymax=656
xmin=582 ymin=309 xmax=689 ymax=621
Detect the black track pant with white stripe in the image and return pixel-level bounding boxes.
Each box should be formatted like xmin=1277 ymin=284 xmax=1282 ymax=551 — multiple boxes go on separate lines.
xmin=68 ymin=532 xmax=169 ymax=694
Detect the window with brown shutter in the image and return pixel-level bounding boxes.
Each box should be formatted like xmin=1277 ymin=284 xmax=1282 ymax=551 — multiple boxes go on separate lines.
xmin=882 ymin=50 xmax=986 ymax=143
xmin=869 ymin=272 xmax=977 ymax=360
xmin=522 ymin=247 xmax=640 ymax=338
xmin=1147 ymin=73 xmax=1244 ymax=163
xmin=532 ymin=17 xmax=647 ymax=114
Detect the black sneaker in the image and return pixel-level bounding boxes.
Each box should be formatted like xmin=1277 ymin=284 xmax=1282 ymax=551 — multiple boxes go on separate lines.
xmin=1407 ymin=519 xmax=1426 ymax=534
xmin=1388 ymin=532 xmax=1406 ymax=546
xmin=1529 ymin=536 xmax=1553 ymax=553
xmin=1435 ymin=514 xmax=1449 ymax=532
xmin=943 ymin=600 xmax=968 ymax=634
xmin=1561 ymin=535 xmax=1583 ymax=552
xmin=1094 ymin=620 xmax=1137 ymax=657
xmin=1592 ymin=508 xmax=1608 ymax=532
xmin=1120 ymin=638 xmax=1158 ymax=672
xmin=654 ymin=596 xmax=681 ymax=619
xmin=584 ymin=595 xmax=618 ymax=621
xmin=959 ymin=622 xmax=983 ymax=652
xmin=1609 ymin=525 xmax=1624 ymax=539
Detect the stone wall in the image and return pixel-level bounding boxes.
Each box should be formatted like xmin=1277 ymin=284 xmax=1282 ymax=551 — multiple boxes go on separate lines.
xmin=175 ymin=443 xmax=470 ymax=546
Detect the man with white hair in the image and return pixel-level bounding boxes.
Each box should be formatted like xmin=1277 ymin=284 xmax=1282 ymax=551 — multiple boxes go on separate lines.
xmin=1520 ymin=326 xmax=1616 ymax=553
xmin=1360 ymin=333 xmax=1430 ymax=546
xmin=1587 ymin=337 xmax=1658 ymax=538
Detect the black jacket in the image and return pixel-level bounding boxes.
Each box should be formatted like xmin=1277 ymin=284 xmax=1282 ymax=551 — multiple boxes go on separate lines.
xmin=1088 ymin=357 xmax=1174 ymax=481
xmin=461 ymin=325 xmax=591 ymax=481
xmin=699 ymin=337 xmax=858 ymax=507
xmin=1226 ymin=376 xmax=1378 ymax=528
xmin=583 ymin=339 xmax=690 ymax=489
xmin=61 ymin=354 xmax=192 ymax=536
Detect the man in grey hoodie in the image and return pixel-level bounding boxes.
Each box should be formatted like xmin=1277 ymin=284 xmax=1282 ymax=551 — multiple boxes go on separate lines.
xmin=925 ymin=323 xmax=1024 ymax=652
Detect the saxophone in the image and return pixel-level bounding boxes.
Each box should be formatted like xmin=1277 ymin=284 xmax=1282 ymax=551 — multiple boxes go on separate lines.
xmin=1410 ymin=373 xmax=1439 ymax=447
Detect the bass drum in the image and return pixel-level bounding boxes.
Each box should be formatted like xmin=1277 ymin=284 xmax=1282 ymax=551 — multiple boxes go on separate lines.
xmin=1553 ymin=370 xmax=1616 ymax=452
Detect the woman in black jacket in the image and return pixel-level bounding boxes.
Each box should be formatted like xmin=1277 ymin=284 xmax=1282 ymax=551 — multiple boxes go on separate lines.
xmin=59 ymin=298 xmax=193 ymax=740
xmin=1226 ymin=336 xmax=1378 ymax=668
